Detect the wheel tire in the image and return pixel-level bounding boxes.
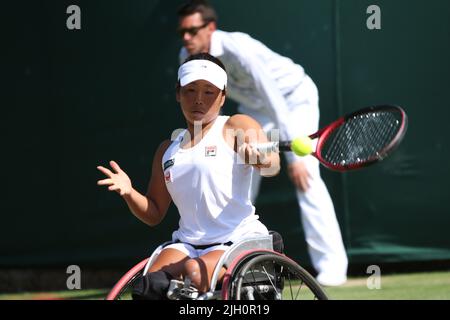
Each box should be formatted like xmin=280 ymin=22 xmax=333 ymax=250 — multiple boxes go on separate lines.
xmin=221 ymin=250 xmax=274 ymax=300
xmin=105 ymin=258 xmax=149 ymax=300
xmin=232 ymin=253 xmax=328 ymax=300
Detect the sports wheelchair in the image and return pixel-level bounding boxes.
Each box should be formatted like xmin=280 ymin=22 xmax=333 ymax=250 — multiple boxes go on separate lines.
xmin=106 ymin=233 xmax=328 ymax=300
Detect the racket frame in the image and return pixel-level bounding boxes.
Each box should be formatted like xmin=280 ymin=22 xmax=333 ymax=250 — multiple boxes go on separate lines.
xmin=312 ymin=105 xmax=408 ymax=171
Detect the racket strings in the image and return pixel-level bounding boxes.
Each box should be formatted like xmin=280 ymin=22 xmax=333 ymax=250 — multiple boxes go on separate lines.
xmin=323 ymin=112 xmax=401 ymax=166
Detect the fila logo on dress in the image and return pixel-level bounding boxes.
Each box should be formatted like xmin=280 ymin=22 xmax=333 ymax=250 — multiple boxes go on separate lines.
xmin=205 ymin=146 xmax=217 ymax=157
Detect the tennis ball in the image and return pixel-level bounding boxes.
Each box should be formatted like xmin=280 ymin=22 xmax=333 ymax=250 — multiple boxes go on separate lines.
xmin=291 ymin=136 xmax=313 ymax=156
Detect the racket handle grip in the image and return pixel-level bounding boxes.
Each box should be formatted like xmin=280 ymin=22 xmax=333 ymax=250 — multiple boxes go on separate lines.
xmin=254 ymin=141 xmax=292 ymax=153
xmin=254 ymin=142 xmax=279 ymax=154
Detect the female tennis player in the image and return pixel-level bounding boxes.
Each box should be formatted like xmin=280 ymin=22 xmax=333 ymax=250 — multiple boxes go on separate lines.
xmin=97 ymin=53 xmax=280 ymax=299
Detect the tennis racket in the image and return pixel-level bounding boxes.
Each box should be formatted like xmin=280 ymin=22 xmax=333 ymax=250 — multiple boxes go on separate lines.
xmin=256 ymin=105 xmax=408 ymax=172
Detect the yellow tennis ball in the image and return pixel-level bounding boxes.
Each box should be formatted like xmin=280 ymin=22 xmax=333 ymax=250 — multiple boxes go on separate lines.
xmin=291 ymin=136 xmax=313 ymax=156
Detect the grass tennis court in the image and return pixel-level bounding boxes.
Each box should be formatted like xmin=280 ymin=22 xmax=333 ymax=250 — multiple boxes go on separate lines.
xmin=1 ymin=271 xmax=449 ymax=300
xmin=323 ymin=271 xmax=450 ymax=300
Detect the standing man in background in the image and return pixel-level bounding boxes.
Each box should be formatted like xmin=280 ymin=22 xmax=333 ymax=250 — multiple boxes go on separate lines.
xmin=176 ymin=0 xmax=347 ymax=286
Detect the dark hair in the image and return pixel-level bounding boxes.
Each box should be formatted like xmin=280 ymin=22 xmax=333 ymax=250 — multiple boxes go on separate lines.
xmin=177 ymin=53 xmax=227 ymax=92
xmin=177 ymin=0 xmax=218 ymax=24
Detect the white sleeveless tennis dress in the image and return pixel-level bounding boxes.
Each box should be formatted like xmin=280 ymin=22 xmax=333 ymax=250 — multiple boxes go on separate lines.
xmin=162 ymin=115 xmax=268 ymax=248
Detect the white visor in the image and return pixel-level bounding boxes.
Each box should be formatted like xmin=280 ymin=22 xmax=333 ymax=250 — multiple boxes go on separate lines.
xmin=178 ymin=59 xmax=227 ymax=90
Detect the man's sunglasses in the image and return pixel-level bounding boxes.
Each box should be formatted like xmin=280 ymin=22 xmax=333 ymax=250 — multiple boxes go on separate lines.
xmin=177 ymin=22 xmax=210 ymax=37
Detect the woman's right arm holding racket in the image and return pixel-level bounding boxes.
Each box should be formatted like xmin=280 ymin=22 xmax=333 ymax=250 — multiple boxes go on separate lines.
xmin=97 ymin=140 xmax=172 ymax=227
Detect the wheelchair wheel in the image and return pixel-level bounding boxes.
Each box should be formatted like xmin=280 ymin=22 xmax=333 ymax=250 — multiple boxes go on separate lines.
xmin=230 ymin=253 xmax=328 ymax=300
xmin=221 ymin=250 xmax=274 ymax=299
xmin=105 ymin=258 xmax=148 ymax=300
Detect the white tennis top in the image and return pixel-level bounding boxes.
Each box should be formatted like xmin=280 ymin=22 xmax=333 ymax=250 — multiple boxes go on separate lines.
xmin=162 ymin=116 xmax=268 ymax=245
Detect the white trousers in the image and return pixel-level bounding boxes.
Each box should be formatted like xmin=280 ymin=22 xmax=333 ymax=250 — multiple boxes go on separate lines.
xmin=238 ymin=76 xmax=348 ymax=279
